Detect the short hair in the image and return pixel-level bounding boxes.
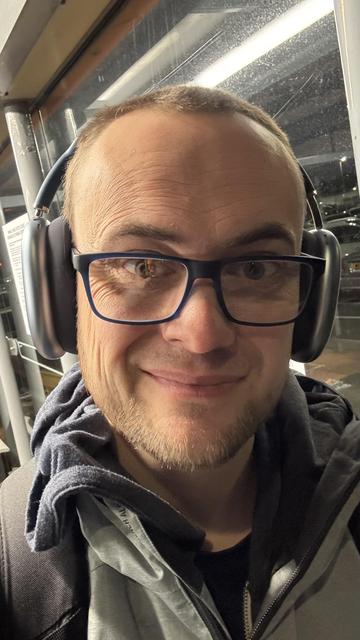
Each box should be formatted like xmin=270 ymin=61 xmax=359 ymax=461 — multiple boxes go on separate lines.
xmin=63 ymin=85 xmax=303 ymax=228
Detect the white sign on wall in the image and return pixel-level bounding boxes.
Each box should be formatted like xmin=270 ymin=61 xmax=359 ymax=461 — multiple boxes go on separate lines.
xmin=2 ymin=213 xmax=30 ymax=335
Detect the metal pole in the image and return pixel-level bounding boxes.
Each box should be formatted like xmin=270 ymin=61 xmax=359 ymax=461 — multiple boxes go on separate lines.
xmin=0 ymin=314 xmax=31 ymax=464
xmin=0 ymin=377 xmax=19 ymax=467
xmin=334 ymin=0 xmax=360 ymax=185
xmin=4 ymin=104 xmax=77 ymax=375
xmin=4 ymin=104 xmax=44 ymax=218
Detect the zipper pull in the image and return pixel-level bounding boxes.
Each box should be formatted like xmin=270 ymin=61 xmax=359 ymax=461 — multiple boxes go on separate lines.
xmin=243 ymin=581 xmax=253 ymax=640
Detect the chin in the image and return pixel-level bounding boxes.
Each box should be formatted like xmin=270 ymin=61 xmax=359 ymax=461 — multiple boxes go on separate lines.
xmin=112 ymin=403 xmax=262 ymax=472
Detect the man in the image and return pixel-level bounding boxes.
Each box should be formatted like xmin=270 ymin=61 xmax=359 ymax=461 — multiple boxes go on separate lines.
xmin=2 ymin=85 xmax=360 ymax=640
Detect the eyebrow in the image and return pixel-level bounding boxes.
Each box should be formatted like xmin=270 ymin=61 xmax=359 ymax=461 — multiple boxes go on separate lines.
xmin=103 ymin=222 xmax=296 ymax=250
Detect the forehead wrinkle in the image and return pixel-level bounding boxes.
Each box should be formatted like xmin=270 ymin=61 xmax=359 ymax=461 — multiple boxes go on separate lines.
xmin=93 ymin=156 xmax=290 ymax=217
xmin=75 ymin=110 xmax=304 ymax=248
xmin=93 ymin=111 xmax=290 ymax=187
xmin=84 ymin=168 xmax=300 ymax=250
xmin=79 ymin=159 xmax=145 ymax=248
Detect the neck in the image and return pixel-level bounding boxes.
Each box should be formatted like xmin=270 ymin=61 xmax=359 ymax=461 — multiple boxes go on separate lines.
xmin=115 ymin=436 xmax=256 ymax=551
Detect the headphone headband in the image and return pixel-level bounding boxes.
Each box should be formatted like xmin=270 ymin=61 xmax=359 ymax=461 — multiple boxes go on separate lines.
xmin=33 ymin=140 xmax=324 ymax=229
xmin=34 ymin=139 xmax=77 ymax=215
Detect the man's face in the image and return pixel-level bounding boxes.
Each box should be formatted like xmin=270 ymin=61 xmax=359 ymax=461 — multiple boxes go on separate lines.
xmin=74 ymin=109 xmax=304 ymax=471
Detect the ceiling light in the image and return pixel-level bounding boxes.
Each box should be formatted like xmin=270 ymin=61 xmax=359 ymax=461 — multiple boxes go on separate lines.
xmin=193 ymin=0 xmax=333 ymax=87
xmin=92 ymin=12 xmax=227 ymax=107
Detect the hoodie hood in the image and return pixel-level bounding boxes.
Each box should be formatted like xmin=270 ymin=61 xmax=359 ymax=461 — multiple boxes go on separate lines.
xmin=26 ymin=363 xmax=203 ymax=554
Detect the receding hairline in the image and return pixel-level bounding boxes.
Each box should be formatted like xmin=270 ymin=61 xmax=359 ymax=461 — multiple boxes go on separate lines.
xmin=85 ymin=106 xmax=289 ymax=160
xmin=63 ymin=85 xmax=305 ymax=228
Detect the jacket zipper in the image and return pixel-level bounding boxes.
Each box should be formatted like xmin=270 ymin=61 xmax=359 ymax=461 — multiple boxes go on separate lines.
xmin=249 ymin=563 xmax=299 ymax=639
xmin=243 ymin=582 xmax=253 ymax=640
xmin=183 ymin=583 xmax=230 ymax=640
xmin=185 ymin=579 xmax=253 ymax=640
xmin=183 ymin=477 xmax=359 ymax=640
xmin=248 ymin=478 xmax=360 ymax=639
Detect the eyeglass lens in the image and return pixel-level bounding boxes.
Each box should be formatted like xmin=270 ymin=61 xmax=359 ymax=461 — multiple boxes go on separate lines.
xmin=88 ymin=257 xmax=313 ymax=324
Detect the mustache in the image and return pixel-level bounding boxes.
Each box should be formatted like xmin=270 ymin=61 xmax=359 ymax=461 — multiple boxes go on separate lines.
xmin=135 ymin=346 xmax=241 ymax=370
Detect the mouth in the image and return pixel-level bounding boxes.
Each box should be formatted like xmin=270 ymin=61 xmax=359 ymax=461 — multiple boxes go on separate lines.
xmin=142 ymin=369 xmax=245 ymax=398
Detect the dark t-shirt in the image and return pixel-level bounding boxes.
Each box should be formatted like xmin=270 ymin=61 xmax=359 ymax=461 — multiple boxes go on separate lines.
xmin=195 ymin=535 xmax=250 ymax=640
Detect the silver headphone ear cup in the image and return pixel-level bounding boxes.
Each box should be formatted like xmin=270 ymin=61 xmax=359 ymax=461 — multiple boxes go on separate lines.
xmin=22 ymin=218 xmax=65 ymax=358
xmin=291 ymin=229 xmax=341 ymax=362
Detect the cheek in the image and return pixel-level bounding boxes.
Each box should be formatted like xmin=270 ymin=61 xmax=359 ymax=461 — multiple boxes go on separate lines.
xmin=239 ymin=324 xmax=293 ymax=379
xmin=76 ymin=281 xmax=150 ymax=384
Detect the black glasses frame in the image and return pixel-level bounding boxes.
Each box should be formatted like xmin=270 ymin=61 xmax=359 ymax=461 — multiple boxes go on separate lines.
xmin=71 ymin=250 xmax=326 ymax=327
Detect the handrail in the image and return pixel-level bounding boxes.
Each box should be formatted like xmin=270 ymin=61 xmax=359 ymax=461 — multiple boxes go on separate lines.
xmin=7 ymin=338 xmax=63 ymax=377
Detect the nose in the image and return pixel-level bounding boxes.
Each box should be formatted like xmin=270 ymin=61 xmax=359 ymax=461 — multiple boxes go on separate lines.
xmin=160 ymin=281 xmax=236 ymax=354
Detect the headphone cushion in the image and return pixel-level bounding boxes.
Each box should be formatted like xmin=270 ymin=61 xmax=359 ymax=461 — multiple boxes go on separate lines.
xmin=292 ymin=228 xmax=341 ymax=362
xmin=47 ymin=217 xmax=77 ymax=354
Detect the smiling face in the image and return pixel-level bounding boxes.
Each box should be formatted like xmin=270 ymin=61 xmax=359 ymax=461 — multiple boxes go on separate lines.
xmin=73 ymin=108 xmax=304 ymax=471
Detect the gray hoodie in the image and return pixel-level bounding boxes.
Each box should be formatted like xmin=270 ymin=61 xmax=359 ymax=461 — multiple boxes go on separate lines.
xmin=22 ymin=364 xmax=360 ymax=639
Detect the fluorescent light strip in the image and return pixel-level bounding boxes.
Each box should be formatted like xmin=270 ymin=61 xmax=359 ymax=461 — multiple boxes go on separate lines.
xmin=94 ymin=12 xmax=226 ymax=106
xmin=193 ymin=0 xmax=334 ymax=88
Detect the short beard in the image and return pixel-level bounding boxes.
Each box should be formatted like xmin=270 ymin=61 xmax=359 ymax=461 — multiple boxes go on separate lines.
xmin=97 ymin=394 xmax=274 ymax=472
xmin=78 ymin=330 xmax=284 ymax=473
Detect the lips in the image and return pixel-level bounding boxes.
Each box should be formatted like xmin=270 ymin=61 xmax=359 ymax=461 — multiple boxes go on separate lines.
xmin=143 ymin=369 xmax=242 ymax=386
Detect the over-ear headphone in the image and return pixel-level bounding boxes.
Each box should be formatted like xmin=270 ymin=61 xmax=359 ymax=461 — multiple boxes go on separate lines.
xmin=22 ymin=141 xmax=341 ymax=362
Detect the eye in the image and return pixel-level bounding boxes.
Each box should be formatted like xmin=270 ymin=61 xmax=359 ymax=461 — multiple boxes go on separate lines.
xmin=124 ymin=259 xmax=157 ymax=279
xmin=243 ymin=261 xmax=267 ymax=280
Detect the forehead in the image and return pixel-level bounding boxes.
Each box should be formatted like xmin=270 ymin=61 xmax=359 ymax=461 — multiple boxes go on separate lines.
xmin=74 ymin=109 xmax=303 ymax=250
xmin=87 ymin=108 xmax=291 ymax=175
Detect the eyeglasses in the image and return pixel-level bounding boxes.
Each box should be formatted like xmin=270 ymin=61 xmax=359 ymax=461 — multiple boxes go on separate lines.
xmin=72 ymin=250 xmax=325 ymax=326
